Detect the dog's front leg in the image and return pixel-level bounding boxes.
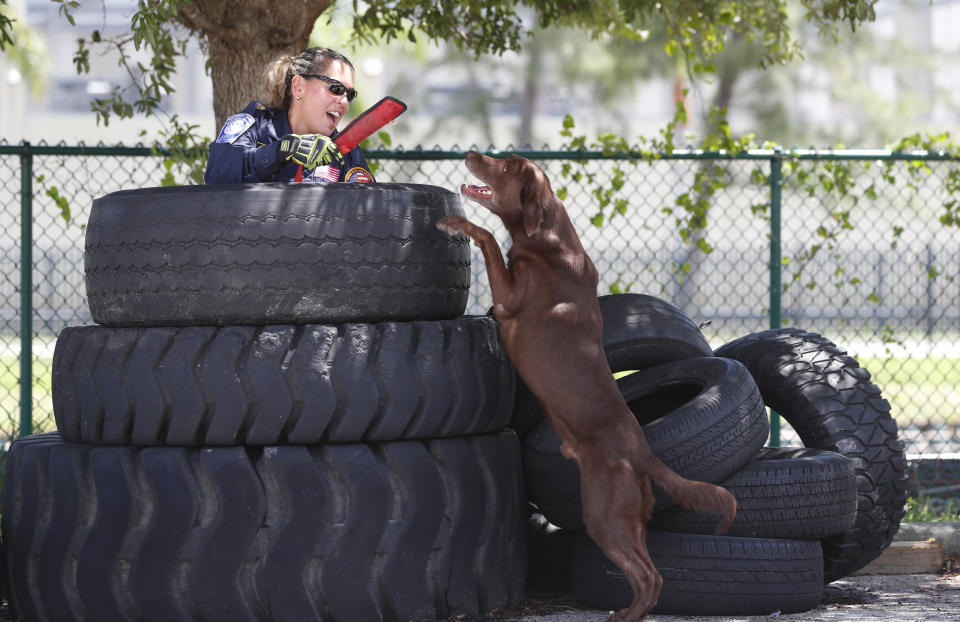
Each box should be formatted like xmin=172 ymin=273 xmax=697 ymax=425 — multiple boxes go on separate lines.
xmin=437 ymin=216 xmax=515 ymax=307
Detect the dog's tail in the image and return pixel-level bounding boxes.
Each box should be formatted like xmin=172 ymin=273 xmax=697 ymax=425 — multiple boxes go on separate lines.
xmin=647 ymin=461 xmax=737 ymax=534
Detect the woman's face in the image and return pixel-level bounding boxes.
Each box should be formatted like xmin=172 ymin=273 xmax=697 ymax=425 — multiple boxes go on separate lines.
xmin=289 ymin=60 xmax=355 ymax=136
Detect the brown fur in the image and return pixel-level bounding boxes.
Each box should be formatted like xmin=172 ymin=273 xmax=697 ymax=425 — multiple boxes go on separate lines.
xmin=438 ymin=152 xmax=736 ymax=622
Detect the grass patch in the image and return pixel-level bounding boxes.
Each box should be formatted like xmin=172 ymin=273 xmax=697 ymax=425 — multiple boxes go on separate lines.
xmin=858 ymin=354 xmax=960 ymax=427
xmin=1 ymin=354 xmax=56 ymax=442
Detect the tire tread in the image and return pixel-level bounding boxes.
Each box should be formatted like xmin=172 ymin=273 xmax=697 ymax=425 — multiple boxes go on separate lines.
xmin=2 ymin=432 xmax=525 ymax=622
xmin=53 ymin=318 xmax=515 ymax=446
xmin=715 ymin=328 xmax=908 ymax=580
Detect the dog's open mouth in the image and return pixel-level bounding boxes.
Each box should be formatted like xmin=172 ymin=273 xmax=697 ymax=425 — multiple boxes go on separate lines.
xmin=461 ymin=184 xmax=493 ymax=206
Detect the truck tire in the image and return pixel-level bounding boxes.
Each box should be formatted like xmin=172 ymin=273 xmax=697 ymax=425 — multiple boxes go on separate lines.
xmin=523 ymin=357 xmax=768 ymax=529
xmin=2 ymin=432 xmax=526 ymax=622
xmin=52 ymin=317 xmax=515 ymax=445
xmin=715 ymin=328 xmax=908 ymax=581
xmin=569 ymin=531 xmax=824 ymax=615
xmin=85 ymin=183 xmax=471 ymax=326
xmin=649 ymin=446 xmax=857 ymax=539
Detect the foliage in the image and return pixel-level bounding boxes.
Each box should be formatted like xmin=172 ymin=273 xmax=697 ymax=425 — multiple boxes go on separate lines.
xmin=153 ymin=115 xmax=209 ymax=186
xmin=0 ymin=0 xmax=13 ymax=51
xmin=0 ymin=0 xmax=51 ymax=95
xmin=45 ymin=0 xmax=206 ymax=184
xmin=31 ymin=171 xmax=81 ymax=227
xmin=352 ymin=0 xmax=875 ymax=67
xmin=66 ymin=0 xmax=191 ymax=127
xmin=557 ymin=97 xmax=756 ymax=240
xmin=552 ymin=8 xmax=956 ymax=301
xmin=2 ymin=0 xmax=884 ymax=186
xmin=559 ymin=103 xmax=960 ymax=300
xmin=903 ymin=496 xmax=960 ymax=523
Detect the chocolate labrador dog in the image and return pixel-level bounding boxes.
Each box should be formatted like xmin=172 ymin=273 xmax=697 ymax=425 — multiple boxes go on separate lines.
xmin=438 ymin=151 xmax=736 ymax=621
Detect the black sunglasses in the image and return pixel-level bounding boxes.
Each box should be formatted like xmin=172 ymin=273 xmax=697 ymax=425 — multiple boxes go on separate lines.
xmin=301 ymin=74 xmax=358 ymax=102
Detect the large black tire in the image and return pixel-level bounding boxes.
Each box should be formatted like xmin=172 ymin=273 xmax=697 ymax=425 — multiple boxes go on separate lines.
xmin=599 ymin=293 xmax=712 ymax=371
xmin=714 ymin=328 xmax=909 ymax=581
xmin=84 ymin=183 xmax=471 ymax=326
xmin=649 ymin=447 xmax=858 ymax=539
xmin=509 ymin=293 xmax=712 ymax=437
xmin=569 ymin=531 xmax=824 ymax=615
xmin=2 ymin=432 xmax=526 ymax=622
xmin=52 ymin=317 xmax=514 ymax=446
xmin=523 ymin=357 xmax=768 ymax=529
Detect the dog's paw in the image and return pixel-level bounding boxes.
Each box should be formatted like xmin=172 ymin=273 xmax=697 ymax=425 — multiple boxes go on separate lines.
xmin=436 ymin=216 xmax=471 ymax=236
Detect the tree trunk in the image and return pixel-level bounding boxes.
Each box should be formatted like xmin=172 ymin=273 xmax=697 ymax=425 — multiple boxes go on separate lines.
xmin=674 ymin=65 xmax=739 ymax=310
xmin=177 ymin=0 xmax=333 ymax=130
xmin=518 ymin=37 xmax=542 ymax=147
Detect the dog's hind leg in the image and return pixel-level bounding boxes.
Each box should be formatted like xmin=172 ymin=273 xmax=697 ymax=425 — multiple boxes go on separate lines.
xmin=580 ymin=458 xmax=662 ymax=622
xmin=592 ymin=525 xmax=662 ymax=622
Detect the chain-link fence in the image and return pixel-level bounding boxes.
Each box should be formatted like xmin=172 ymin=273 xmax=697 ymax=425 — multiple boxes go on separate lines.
xmin=2 ymin=141 xmax=959 ymax=507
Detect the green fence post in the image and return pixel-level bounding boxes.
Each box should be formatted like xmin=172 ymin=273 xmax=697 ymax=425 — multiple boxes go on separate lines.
xmin=768 ymin=152 xmax=783 ymax=447
xmin=19 ymin=142 xmax=33 ymax=438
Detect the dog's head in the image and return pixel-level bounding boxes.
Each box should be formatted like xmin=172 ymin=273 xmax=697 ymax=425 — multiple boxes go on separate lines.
xmin=460 ymin=151 xmax=552 ymax=237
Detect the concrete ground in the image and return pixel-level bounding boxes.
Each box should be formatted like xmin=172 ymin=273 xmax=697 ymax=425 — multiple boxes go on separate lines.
xmin=508 ymin=573 xmax=960 ymax=622
xmin=5 ymin=573 xmax=954 ymax=622
xmin=3 ymin=527 xmax=957 ymax=621
xmin=470 ymin=522 xmax=960 ymax=622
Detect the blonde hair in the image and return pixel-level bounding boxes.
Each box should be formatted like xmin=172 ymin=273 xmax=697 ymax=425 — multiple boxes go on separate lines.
xmin=258 ymin=47 xmax=355 ymax=109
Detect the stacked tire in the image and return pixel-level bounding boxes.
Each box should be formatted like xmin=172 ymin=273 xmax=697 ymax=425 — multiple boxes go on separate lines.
xmin=521 ymin=294 xmax=909 ymax=616
xmin=2 ymin=184 xmax=527 ymax=622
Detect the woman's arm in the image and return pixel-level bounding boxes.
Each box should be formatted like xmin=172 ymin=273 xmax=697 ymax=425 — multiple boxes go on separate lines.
xmin=204 ymin=113 xmax=286 ymax=184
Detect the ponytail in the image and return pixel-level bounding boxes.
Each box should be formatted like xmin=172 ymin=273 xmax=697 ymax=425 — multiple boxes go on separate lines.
xmin=258 ymin=47 xmax=356 ymax=109
xmin=258 ymin=54 xmax=293 ymax=108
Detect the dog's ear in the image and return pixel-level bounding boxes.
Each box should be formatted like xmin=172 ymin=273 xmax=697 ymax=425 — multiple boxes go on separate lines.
xmin=519 ymin=184 xmax=544 ymax=237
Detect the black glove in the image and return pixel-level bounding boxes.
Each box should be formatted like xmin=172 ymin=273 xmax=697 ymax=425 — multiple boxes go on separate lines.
xmin=278 ymin=134 xmax=345 ymax=169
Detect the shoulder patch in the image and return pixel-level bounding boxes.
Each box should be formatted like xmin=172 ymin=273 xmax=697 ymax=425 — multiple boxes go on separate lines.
xmin=344 ymin=166 xmax=374 ymax=183
xmin=215 ymin=113 xmax=256 ymax=144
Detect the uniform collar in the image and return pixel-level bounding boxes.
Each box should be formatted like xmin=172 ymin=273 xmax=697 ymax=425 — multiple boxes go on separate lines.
xmin=261 ymin=101 xmax=341 ymax=139
xmin=247 ymin=100 xmax=343 ymax=142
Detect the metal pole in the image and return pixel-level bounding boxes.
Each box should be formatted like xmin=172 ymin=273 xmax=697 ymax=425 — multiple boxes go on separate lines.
xmin=768 ymin=154 xmax=783 ymax=446
xmin=19 ymin=142 xmax=33 ymax=438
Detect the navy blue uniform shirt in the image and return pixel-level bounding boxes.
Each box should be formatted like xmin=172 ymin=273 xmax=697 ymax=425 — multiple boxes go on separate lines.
xmin=204 ymin=101 xmax=375 ymax=184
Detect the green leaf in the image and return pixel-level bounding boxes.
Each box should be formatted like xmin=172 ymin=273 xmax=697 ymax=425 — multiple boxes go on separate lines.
xmin=45 ymin=186 xmax=71 ymax=223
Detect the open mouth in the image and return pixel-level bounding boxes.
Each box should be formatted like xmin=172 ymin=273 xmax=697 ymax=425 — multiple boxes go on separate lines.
xmin=461 ymin=184 xmax=492 ymax=201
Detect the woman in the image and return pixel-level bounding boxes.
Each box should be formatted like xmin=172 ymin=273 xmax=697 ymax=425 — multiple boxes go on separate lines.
xmin=205 ymin=46 xmax=375 ymax=184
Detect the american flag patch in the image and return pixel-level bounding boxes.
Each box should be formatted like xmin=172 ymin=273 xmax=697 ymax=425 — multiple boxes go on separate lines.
xmin=314 ymin=165 xmax=341 ymax=182
xmin=344 ymin=166 xmax=374 ymax=183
